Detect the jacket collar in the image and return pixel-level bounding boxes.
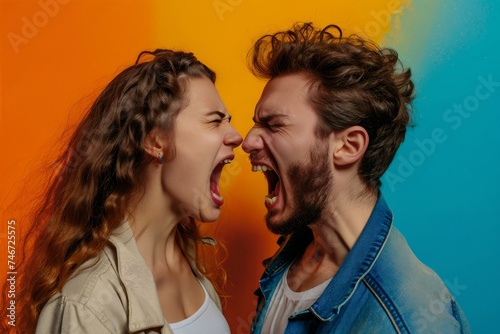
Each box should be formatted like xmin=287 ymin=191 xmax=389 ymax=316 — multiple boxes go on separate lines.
xmin=107 ymin=223 xmax=168 ymax=333
xmin=265 ymin=193 xmax=394 ymax=321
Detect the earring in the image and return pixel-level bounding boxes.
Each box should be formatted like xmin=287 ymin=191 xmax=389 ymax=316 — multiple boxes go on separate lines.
xmin=157 ymin=153 xmax=163 ymax=165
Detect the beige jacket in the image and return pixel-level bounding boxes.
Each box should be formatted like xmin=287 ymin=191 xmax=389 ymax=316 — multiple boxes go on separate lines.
xmin=35 ymin=223 xmax=222 ymax=334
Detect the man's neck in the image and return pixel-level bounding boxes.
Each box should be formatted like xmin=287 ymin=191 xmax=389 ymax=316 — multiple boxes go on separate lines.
xmin=287 ymin=191 xmax=377 ymax=292
xmin=312 ymin=190 xmax=377 ymax=256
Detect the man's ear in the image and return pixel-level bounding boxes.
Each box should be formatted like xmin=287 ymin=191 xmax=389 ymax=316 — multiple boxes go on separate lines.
xmin=332 ymin=126 xmax=369 ymax=166
xmin=143 ymin=129 xmax=165 ymax=159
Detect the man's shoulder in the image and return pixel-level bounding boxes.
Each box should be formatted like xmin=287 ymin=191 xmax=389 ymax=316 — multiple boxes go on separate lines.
xmin=362 ymin=227 xmax=469 ymax=333
xmin=368 ymin=227 xmax=448 ymax=299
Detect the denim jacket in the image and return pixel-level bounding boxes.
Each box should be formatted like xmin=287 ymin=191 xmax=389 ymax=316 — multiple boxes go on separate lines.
xmin=251 ymin=195 xmax=471 ymax=334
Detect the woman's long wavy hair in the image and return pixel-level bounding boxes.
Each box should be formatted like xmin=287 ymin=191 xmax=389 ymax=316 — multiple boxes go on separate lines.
xmin=1 ymin=49 xmax=221 ymax=333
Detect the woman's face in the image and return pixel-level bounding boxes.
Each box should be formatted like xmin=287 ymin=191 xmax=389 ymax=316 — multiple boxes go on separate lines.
xmin=160 ymin=76 xmax=242 ymax=222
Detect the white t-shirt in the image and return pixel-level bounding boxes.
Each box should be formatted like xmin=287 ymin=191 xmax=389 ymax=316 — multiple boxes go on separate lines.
xmin=169 ymin=280 xmax=230 ymax=334
xmin=261 ymin=265 xmax=332 ymax=334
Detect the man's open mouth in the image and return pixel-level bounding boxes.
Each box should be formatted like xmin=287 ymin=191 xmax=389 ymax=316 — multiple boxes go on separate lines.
xmin=252 ymin=165 xmax=280 ymax=205
xmin=210 ymin=158 xmax=233 ymax=205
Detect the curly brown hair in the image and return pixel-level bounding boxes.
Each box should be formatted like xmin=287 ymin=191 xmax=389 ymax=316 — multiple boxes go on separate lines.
xmin=249 ymin=22 xmax=415 ymax=191
xmin=1 ymin=49 xmax=219 ymax=333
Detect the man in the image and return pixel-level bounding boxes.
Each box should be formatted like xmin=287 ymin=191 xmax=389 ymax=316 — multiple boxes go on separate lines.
xmin=242 ymin=23 xmax=470 ymax=334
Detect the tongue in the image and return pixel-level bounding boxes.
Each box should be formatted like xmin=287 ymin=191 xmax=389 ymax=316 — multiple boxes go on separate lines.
xmin=268 ymin=180 xmax=281 ymax=198
xmin=275 ymin=180 xmax=280 ymax=196
xmin=210 ymin=177 xmax=221 ymax=197
xmin=210 ymin=163 xmax=223 ymax=197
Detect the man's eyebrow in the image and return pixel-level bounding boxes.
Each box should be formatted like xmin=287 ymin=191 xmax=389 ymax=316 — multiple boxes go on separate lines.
xmin=207 ymin=110 xmax=232 ymax=121
xmin=253 ymin=113 xmax=287 ymax=124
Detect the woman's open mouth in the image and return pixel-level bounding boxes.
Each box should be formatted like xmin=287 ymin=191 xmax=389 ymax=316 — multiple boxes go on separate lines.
xmin=210 ymin=158 xmax=233 ymax=206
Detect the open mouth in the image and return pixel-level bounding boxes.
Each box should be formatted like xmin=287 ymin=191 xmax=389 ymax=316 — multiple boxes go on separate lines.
xmin=252 ymin=165 xmax=281 ymax=206
xmin=210 ymin=158 xmax=233 ymax=206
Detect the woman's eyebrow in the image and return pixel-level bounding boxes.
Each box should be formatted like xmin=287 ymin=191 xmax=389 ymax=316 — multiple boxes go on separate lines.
xmin=206 ymin=110 xmax=232 ymax=121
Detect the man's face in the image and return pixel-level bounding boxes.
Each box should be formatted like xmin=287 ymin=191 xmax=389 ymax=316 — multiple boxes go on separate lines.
xmin=242 ymin=73 xmax=333 ymax=235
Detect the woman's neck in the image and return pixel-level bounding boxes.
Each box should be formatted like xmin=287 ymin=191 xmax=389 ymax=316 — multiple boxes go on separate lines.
xmin=127 ymin=177 xmax=184 ymax=272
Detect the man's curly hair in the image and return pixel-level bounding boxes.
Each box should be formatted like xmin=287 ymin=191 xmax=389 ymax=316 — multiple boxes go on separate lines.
xmin=249 ymin=22 xmax=415 ymax=191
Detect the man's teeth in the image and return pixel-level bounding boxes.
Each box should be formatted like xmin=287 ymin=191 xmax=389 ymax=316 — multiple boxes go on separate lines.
xmin=252 ymin=165 xmax=273 ymax=172
xmin=222 ymin=159 xmax=232 ymax=164
xmin=252 ymin=164 xmax=277 ymax=205
xmin=265 ymin=195 xmax=278 ymax=204
xmin=212 ymin=191 xmax=223 ymax=201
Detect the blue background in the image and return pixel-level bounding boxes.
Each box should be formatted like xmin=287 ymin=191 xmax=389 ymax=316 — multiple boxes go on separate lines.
xmin=381 ymin=1 xmax=499 ymax=332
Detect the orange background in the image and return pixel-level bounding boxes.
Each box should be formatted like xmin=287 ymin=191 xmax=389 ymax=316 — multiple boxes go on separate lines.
xmin=0 ymin=0 xmax=406 ymax=332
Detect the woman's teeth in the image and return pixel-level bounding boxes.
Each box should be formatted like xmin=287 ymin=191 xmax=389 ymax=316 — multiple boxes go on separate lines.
xmin=212 ymin=192 xmax=223 ymax=201
xmin=223 ymin=159 xmax=232 ymax=164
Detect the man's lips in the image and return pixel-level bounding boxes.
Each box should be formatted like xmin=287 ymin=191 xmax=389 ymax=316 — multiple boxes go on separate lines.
xmin=251 ymin=163 xmax=281 ymax=206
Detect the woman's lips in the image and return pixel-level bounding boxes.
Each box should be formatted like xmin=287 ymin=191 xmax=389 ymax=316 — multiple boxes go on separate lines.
xmin=210 ymin=158 xmax=233 ymax=206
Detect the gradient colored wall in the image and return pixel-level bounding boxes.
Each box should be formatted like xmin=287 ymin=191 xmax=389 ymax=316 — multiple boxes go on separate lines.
xmin=1 ymin=0 xmax=497 ymax=333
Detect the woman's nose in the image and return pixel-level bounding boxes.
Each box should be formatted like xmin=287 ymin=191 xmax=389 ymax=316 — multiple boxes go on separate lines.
xmin=225 ymin=124 xmax=243 ymax=148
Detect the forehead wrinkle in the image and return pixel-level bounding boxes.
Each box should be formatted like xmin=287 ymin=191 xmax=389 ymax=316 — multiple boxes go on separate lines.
xmin=253 ymin=110 xmax=289 ymax=123
xmin=254 ymin=99 xmax=290 ymax=119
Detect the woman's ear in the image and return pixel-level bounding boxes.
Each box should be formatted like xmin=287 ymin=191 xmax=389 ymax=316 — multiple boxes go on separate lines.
xmin=332 ymin=126 xmax=369 ymax=166
xmin=143 ymin=129 xmax=165 ymax=160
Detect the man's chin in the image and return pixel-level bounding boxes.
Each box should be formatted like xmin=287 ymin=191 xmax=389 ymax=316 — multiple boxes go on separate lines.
xmin=265 ymin=213 xmax=296 ymax=236
xmin=266 ymin=201 xmax=326 ymax=235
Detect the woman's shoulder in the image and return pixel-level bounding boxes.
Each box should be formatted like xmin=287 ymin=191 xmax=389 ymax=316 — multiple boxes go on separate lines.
xmin=60 ymin=249 xmax=119 ymax=302
xmin=36 ymin=249 xmax=129 ymax=333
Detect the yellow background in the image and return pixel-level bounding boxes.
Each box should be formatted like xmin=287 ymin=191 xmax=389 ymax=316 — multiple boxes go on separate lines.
xmin=1 ymin=0 xmax=408 ymax=332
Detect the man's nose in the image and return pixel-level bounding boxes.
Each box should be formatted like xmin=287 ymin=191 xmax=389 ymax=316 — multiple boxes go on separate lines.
xmin=242 ymin=127 xmax=263 ymax=153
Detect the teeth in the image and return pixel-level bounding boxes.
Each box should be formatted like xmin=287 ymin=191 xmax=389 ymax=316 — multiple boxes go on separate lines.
xmin=252 ymin=164 xmax=273 ymax=172
xmin=212 ymin=191 xmax=223 ymax=201
xmin=222 ymin=159 xmax=232 ymax=164
xmin=265 ymin=195 xmax=278 ymax=204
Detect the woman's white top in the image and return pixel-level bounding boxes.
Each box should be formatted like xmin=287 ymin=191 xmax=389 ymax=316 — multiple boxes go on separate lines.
xmin=169 ymin=280 xmax=230 ymax=334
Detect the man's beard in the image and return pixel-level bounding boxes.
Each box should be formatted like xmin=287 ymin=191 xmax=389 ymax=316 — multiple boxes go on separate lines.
xmin=266 ymin=140 xmax=333 ymax=235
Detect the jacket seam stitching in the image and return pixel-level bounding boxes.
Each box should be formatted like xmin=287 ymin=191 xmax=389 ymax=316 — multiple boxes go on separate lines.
xmin=362 ymin=276 xmax=405 ymax=334
xmin=326 ymin=219 xmax=394 ymax=317
xmin=61 ymin=297 xmax=114 ymax=333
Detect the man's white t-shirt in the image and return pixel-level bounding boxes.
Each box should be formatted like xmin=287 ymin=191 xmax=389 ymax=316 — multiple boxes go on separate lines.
xmin=261 ymin=265 xmax=332 ymax=334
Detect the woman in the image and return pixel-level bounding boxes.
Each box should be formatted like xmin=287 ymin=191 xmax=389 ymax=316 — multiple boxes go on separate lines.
xmin=4 ymin=49 xmax=242 ymax=333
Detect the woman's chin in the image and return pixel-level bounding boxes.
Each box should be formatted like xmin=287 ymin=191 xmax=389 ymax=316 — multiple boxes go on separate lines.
xmin=198 ymin=207 xmax=221 ymax=223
